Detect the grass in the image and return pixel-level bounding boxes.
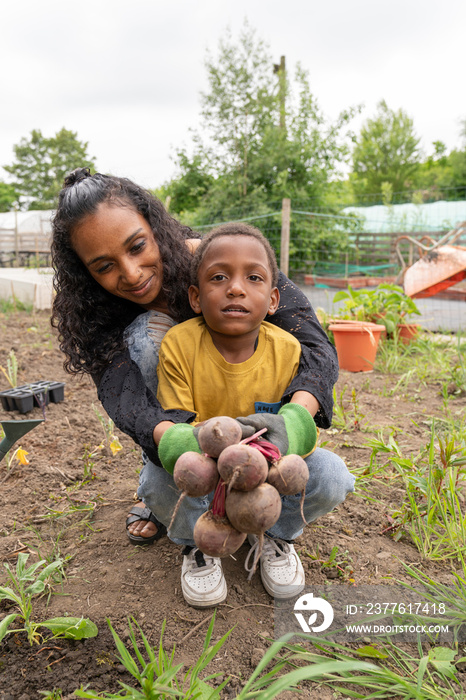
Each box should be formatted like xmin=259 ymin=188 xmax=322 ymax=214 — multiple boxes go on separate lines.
xmin=73 ymin=615 xmax=376 ymax=700
xmin=68 ymin=616 xmax=466 ymax=699
xmin=398 ymin=560 xmax=466 ymax=645
xmin=75 ymin=614 xmax=233 ymax=699
xmin=279 ymin=634 xmax=464 ymax=699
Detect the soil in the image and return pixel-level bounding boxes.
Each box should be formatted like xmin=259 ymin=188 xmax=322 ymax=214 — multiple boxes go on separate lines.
xmin=0 ymin=310 xmax=465 ymax=699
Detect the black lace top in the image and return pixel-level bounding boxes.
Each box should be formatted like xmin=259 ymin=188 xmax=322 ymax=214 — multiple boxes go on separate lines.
xmin=94 ymin=272 xmax=338 ymax=465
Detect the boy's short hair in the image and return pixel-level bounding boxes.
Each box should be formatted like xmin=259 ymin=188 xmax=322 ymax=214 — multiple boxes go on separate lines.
xmin=191 ymin=222 xmax=279 ymax=287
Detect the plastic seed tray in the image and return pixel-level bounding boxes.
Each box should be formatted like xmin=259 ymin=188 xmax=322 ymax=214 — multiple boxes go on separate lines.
xmin=0 ymin=381 xmax=65 ymax=414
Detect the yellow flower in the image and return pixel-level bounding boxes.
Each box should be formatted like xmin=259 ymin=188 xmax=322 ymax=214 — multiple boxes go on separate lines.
xmin=109 ymin=438 xmax=122 ymax=456
xmin=16 ymin=448 xmax=30 ymax=465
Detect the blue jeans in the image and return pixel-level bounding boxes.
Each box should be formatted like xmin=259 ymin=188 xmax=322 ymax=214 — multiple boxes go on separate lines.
xmin=125 ymin=310 xmax=356 ymax=546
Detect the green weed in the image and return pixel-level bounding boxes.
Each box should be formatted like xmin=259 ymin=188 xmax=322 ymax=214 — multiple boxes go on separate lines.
xmin=0 ymin=349 xmax=18 ymax=388
xmin=304 ymin=543 xmax=354 ymax=581
xmin=92 ymin=404 xmax=123 ymax=456
xmin=75 ymin=613 xmax=232 ymax=699
xmin=332 ymin=385 xmax=366 ymax=432
xmin=385 ymin=426 xmax=466 ymax=559
xmin=0 ymin=552 xmax=97 ymax=645
xmin=0 ymin=297 xmax=32 ymax=314
xmin=39 ymin=690 xmax=63 ymax=700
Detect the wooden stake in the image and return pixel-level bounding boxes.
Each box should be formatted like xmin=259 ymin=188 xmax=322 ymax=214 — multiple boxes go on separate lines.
xmin=280 ymin=198 xmax=291 ymax=276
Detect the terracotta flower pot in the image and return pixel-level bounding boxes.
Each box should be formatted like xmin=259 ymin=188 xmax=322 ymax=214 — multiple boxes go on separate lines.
xmin=329 ymin=321 xmax=384 ymax=372
xmin=397 ymin=323 xmax=420 ymax=344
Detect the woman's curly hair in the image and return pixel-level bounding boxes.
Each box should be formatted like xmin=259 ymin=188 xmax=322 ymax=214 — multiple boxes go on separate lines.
xmin=51 ymin=168 xmax=199 ymax=378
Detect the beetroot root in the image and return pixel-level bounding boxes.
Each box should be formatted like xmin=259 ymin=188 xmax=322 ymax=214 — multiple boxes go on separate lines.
xmin=225 ymin=483 xmax=282 ymax=535
xmin=197 ymin=416 xmax=242 ymax=458
xmin=267 ymin=454 xmax=309 ymax=495
xmin=217 ymin=444 xmax=268 ymax=492
xmin=194 ymin=511 xmax=246 ymax=557
xmin=173 ymin=452 xmax=219 ymax=497
xmin=169 ymin=452 xmax=219 ymax=531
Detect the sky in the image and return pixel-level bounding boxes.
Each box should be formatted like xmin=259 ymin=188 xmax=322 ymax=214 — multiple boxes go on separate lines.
xmin=1 ymin=0 xmax=465 ymax=190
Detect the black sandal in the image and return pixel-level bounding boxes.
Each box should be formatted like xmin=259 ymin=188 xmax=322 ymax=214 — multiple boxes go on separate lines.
xmin=126 ymin=506 xmax=167 ymax=545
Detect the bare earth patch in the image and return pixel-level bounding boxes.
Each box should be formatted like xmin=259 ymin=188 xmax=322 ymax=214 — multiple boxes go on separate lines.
xmin=0 ymin=310 xmax=465 ymax=698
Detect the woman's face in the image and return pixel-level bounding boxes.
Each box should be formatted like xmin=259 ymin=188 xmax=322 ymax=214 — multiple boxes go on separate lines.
xmin=72 ymin=202 xmax=167 ymax=310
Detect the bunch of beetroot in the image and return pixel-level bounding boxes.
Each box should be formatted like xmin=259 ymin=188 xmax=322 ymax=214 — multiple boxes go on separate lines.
xmin=169 ymin=416 xmax=309 ymax=579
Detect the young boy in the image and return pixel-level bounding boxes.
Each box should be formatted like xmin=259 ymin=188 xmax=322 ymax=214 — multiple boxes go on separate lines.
xmin=157 ymin=222 xmax=317 ymax=607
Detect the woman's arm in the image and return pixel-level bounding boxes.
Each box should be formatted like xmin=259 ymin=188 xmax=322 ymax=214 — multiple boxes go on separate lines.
xmin=268 ymin=272 xmax=339 ymax=428
xmin=95 ymin=350 xmax=195 ymax=464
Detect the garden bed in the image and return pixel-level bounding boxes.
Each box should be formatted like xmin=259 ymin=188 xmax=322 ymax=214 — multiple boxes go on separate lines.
xmin=1 ymin=310 xmax=466 ymax=698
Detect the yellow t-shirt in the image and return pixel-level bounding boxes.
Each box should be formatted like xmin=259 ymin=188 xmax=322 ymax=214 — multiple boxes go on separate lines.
xmin=157 ymin=317 xmax=301 ymax=423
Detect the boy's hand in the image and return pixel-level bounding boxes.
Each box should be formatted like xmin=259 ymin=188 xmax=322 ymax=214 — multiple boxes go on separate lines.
xmin=157 ymin=423 xmax=202 ymax=473
xmin=236 ymin=403 xmax=317 ymax=457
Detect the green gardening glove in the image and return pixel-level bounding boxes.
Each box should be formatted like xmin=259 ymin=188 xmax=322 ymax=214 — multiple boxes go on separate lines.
xmin=158 ymin=423 xmax=202 ymax=474
xmin=236 ymin=403 xmax=317 ymax=457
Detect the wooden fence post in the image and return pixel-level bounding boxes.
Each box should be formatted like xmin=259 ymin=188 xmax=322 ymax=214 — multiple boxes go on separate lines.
xmin=14 ymin=207 xmax=19 ymax=267
xmin=280 ymin=198 xmax=291 ymax=276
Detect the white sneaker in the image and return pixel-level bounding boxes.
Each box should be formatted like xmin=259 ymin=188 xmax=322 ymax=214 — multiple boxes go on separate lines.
xmin=181 ymin=547 xmax=227 ymax=608
xmin=245 ymin=535 xmax=305 ymax=599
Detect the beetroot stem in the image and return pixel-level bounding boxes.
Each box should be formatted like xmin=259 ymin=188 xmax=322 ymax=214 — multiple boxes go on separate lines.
xmin=240 ymin=427 xmax=268 ymax=444
xmin=211 ymin=479 xmax=226 ymax=517
xmin=240 ymin=428 xmax=281 ymax=461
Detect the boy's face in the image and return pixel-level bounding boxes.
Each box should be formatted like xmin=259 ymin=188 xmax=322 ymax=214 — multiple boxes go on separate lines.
xmin=188 ymin=235 xmax=279 ymax=338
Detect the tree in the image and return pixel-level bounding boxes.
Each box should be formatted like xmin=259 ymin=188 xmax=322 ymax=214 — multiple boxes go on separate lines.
xmin=4 ymin=128 xmax=96 ymax=210
xmin=160 ymin=151 xmax=214 ymax=213
xmin=447 ymin=119 xmax=466 ymax=192
xmin=410 ymin=121 xmax=466 ymax=199
xmin=0 ymin=181 xmax=17 ymax=212
xmin=166 ymin=22 xmax=357 ymax=220
xmin=351 ymin=100 xmax=421 ymax=198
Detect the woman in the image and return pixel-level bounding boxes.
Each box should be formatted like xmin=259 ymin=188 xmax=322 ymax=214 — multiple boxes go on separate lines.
xmin=51 ymin=168 xmax=354 ymax=607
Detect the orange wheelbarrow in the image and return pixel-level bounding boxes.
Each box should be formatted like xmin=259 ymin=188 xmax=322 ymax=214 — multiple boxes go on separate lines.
xmin=395 ymin=222 xmax=466 ymax=298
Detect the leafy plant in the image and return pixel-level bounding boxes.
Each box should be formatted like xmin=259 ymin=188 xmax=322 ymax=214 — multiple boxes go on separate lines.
xmin=333 ymin=285 xmax=382 ymax=323
xmin=333 ymin=283 xmax=420 ymax=335
xmin=92 ymin=404 xmax=123 ymax=456
xmin=39 ymin=691 xmax=63 ymax=700
xmin=305 ymin=543 xmax=354 ymax=581
xmin=0 ymin=552 xmax=97 ymax=645
xmin=81 ymin=443 xmax=102 ymax=480
xmin=365 ymin=429 xmax=403 ymax=473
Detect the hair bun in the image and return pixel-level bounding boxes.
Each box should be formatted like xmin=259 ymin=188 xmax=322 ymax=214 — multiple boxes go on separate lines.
xmin=64 ymin=167 xmax=92 ymax=188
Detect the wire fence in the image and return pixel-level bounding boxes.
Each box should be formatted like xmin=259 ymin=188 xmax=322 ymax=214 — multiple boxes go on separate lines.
xmin=0 ymin=192 xmax=464 ymax=330
xmin=184 ymin=194 xmax=466 ymax=333
xmin=188 ymin=205 xmax=466 ymax=277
